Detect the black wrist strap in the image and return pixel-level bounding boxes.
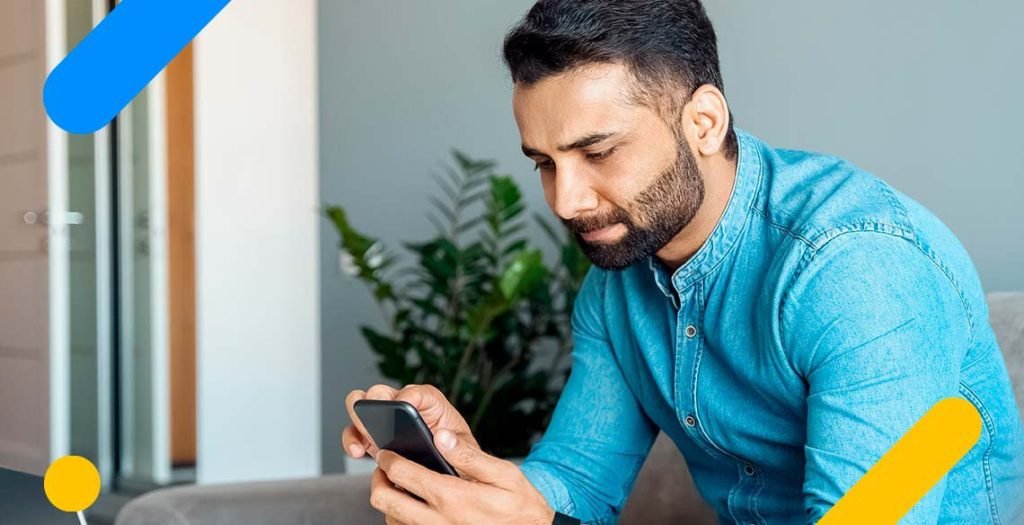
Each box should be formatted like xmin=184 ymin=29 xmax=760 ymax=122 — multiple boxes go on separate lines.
xmin=552 ymin=511 xmax=581 ymax=525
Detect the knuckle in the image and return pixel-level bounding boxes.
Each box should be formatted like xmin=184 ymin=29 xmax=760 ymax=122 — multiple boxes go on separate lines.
xmin=432 ymin=479 xmax=460 ymax=510
xmin=496 ymin=458 xmax=516 ymax=475
xmin=455 ymin=444 xmax=478 ymax=466
xmin=385 ymin=460 xmax=406 ymax=479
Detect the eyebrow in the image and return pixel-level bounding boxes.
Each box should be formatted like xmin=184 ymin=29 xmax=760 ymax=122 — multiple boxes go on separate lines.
xmin=521 ymin=131 xmax=620 ymax=158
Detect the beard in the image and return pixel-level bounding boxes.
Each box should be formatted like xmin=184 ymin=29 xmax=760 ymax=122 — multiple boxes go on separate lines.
xmin=562 ymin=135 xmax=705 ymax=271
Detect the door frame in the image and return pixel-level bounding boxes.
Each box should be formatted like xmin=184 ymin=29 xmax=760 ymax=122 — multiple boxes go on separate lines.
xmin=45 ymin=0 xmax=70 ymax=466
xmin=42 ymin=0 xmax=171 ymax=485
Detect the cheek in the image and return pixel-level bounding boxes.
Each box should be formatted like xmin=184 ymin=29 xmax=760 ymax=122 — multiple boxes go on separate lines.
xmin=594 ymin=165 xmax=643 ymax=212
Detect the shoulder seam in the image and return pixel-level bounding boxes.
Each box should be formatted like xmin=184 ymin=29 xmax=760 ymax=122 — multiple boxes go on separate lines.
xmin=779 ymin=228 xmax=977 ymax=367
xmin=751 ymin=207 xmax=816 ymax=250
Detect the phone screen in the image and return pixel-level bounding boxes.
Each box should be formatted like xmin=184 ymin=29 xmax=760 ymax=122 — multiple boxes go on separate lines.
xmin=354 ymin=400 xmax=457 ymax=476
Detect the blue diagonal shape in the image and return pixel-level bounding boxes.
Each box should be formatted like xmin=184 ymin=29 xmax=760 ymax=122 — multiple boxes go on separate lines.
xmin=43 ymin=0 xmax=231 ymax=134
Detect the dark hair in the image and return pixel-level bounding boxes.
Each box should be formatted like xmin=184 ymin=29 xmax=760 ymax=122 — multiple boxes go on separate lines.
xmin=502 ymin=0 xmax=738 ymax=160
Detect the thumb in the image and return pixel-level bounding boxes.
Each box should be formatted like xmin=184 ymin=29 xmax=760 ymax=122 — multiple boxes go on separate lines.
xmin=434 ymin=429 xmax=513 ymax=486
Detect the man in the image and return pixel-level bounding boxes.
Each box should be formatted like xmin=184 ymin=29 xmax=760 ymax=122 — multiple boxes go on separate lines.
xmin=343 ymin=0 xmax=1024 ymax=523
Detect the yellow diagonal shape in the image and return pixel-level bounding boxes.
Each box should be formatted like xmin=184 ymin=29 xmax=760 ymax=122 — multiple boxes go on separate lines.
xmin=819 ymin=397 xmax=982 ymax=524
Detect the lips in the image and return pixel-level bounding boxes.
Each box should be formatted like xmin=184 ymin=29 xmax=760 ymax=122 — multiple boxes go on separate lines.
xmin=580 ymin=223 xmax=622 ymax=242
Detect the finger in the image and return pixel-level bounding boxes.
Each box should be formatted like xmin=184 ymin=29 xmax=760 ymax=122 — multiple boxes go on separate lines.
xmin=395 ymin=385 xmax=478 ymax=448
xmin=342 ymin=425 xmax=368 ymax=458
xmin=365 ymin=384 xmax=400 ymax=401
xmin=395 ymin=385 xmax=448 ymax=425
xmin=434 ymin=429 xmax=516 ymax=487
xmin=345 ymin=388 xmax=381 ymax=457
xmin=377 ymin=450 xmax=458 ymax=505
xmin=370 ymin=468 xmax=445 ymax=525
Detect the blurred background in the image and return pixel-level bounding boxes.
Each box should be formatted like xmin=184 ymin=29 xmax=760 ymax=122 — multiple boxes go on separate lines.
xmin=1 ymin=0 xmax=1022 ymax=522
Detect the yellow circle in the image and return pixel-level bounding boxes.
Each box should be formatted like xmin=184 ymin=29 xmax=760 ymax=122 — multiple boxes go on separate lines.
xmin=43 ymin=456 xmax=101 ymax=512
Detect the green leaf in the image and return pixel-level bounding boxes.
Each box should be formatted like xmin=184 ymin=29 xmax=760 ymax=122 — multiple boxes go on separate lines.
xmin=489 ymin=176 xmax=522 ymax=211
xmin=452 ymin=149 xmax=497 ymax=175
xmin=466 ymin=292 xmax=510 ymax=337
xmin=499 ymin=249 xmax=546 ymax=300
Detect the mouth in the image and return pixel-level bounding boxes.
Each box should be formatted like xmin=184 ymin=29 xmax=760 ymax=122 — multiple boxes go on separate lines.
xmin=580 ymin=223 xmax=625 ymax=243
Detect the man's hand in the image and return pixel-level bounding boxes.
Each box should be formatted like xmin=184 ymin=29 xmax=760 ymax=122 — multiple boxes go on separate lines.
xmin=342 ymin=384 xmax=477 ymax=460
xmin=371 ymin=428 xmax=555 ymax=525
xmin=341 ymin=384 xmax=556 ymax=524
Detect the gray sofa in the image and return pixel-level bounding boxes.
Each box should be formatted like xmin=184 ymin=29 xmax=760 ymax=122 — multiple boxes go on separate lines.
xmin=117 ymin=293 xmax=1024 ymax=524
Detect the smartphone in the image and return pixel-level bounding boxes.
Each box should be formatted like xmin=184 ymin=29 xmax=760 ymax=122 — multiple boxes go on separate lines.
xmin=353 ymin=399 xmax=458 ymax=476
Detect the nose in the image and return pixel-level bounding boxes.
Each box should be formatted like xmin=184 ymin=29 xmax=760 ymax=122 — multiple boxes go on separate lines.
xmin=551 ymin=165 xmax=599 ymax=221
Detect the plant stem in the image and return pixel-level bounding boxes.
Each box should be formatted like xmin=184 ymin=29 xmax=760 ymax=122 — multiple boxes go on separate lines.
xmin=449 ymin=338 xmax=478 ymax=403
xmin=470 ymin=361 xmax=516 ymax=429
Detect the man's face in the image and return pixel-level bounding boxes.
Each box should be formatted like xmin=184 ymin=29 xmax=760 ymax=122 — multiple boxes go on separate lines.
xmin=512 ymin=63 xmax=705 ymax=270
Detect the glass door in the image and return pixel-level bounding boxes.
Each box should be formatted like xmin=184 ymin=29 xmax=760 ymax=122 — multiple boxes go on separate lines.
xmin=117 ymin=82 xmax=172 ymax=487
xmin=63 ymin=0 xmax=172 ymax=491
xmin=66 ymin=0 xmax=113 ymax=486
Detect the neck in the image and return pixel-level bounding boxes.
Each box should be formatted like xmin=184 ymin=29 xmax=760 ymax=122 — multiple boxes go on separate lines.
xmin=655 ymin=155 xmax=738 ymax=271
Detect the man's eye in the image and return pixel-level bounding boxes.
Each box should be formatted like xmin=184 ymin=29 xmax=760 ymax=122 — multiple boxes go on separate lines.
xmin=533 ymin=160 xmax=555 ymax=171
xmin=586 ymin=147 xmax=617 ymax=162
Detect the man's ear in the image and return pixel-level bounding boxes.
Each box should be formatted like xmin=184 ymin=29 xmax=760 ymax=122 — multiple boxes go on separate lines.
xmin=684 ymin=84 xmax=730 ymax=157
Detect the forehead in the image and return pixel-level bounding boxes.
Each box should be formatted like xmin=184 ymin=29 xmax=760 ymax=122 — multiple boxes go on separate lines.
xmin=512 ymin=63 xmax=639 ymax=147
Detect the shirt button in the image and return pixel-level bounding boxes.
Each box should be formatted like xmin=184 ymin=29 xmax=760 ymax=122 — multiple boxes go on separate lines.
xmin=684 ymin=325 xmax=697 ymax=338
xmin=744 ymin=464 xmax=756 ymax=476
xmin=684 ymin=415 xmax=696 ymax=427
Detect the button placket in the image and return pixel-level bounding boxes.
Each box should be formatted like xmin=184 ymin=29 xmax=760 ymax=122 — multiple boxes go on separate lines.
xmin=673 ymin=285 xmax=724 ymax=461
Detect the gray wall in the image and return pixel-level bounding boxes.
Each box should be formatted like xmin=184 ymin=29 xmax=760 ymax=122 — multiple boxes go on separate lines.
xmin=318 ymin=0 xmax=1024 ymax=472
xmin=704 ymin=0 xmax=1024 ymax=291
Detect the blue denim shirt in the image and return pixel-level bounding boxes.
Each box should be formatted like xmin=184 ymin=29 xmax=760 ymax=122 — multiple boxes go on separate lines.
xmin=520 ymin=130 xmax=1024 ymax=524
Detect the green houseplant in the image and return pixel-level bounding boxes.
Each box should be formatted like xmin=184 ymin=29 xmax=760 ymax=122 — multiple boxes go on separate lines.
xmin=325 ymin=151 xmax=590 ymax=457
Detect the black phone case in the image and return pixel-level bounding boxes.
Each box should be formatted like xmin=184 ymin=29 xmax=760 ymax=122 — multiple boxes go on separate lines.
xmin=354 ymin=399 xmax=458 ymax=476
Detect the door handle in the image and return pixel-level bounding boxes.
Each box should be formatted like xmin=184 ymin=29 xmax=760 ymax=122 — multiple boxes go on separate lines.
xmin=22 ymin=211 xmax=85 ymax=226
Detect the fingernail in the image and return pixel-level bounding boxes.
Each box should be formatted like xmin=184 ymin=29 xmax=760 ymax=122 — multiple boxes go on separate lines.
xmin=437 ymin=430 xmax=456 ymax=451
xmin=348 ymin=444 xmax=363 ymax=458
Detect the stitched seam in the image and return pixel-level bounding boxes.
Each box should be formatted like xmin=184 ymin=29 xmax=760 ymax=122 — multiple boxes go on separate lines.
xmin=684 ymin=281 xmax=723 ymax=459
xmin=691 ymin=281 xmax=745 ymax=463
xmin=726 ymin=476 xmax=743 ymax=525
xmin=754 ymin=470 xmax=767 ymax=525
xmin=752 ymin=206 xmax=816 ymax=250
xmin=879 ymin=179 xmax=914 ymax=231
xmin=779 ymin=226 xmax=974 ymax=374
xmin=677 ymin=131 xmax=766 ymax=290
xmin=960 ymin=383 xmax=1002 ymax=525
xmin=906 ymin=235 xmax=977 ymax=343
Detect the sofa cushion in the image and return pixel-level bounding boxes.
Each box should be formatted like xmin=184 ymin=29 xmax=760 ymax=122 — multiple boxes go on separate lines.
xmin=989 ymin=292 xmax=1024 ymax=412
xmin=116 ymin=474 xmax=382 ymax=525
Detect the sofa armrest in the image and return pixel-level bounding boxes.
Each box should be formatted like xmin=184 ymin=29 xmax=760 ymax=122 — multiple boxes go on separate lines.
xmin=115 ymin=474 xmax=382 ymax=525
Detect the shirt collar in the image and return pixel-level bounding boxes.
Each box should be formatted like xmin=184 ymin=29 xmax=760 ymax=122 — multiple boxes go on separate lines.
xmin=647 ymin=128 xmax=764 ymax=294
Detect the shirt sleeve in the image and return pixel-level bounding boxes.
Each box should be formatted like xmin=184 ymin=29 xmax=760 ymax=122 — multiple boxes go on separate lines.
xmin=521 ymin=268 xmax=659 ymax=525
xmin=781 ymin=231 xmax=973 ymax=523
